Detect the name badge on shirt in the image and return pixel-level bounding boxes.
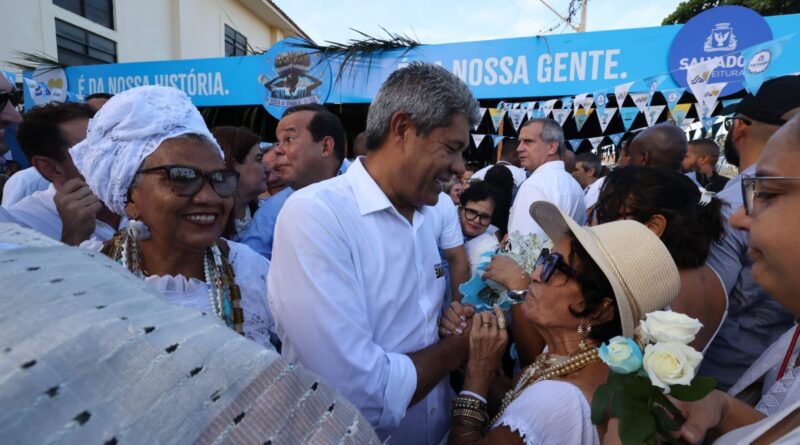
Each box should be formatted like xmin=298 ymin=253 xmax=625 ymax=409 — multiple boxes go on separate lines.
xmin=434 ymin=263 xmax=445 ymax=279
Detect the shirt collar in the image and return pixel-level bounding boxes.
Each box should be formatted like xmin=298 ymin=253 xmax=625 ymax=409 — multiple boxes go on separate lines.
xmin=346 ymin=157 xmax=395 ymax=216
xmin=534 ymin=160 xmax=565 ymax=173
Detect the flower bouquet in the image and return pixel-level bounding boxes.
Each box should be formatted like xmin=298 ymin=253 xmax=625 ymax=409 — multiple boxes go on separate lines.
xmin=591 ymin=311 xmax=717 ymax=445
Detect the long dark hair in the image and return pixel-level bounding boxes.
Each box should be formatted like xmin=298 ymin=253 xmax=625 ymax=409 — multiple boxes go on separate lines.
xmin=483 ymin=165 xmax=514 ymax=235
xmin=211 ymin=126 xmax=261 ymax=238
xmin=568 ymin=236 xmax=621 ymax=342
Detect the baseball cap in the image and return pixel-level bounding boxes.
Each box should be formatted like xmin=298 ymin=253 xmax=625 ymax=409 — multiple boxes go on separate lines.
xmin=721 ymin=75 xmax=800 ymax=125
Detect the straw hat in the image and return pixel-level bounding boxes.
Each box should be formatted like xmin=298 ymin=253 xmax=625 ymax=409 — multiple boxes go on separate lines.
xmin=529 ymin=201 xmax=680 ymax=337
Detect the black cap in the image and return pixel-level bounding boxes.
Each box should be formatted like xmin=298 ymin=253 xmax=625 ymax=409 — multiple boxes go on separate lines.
xmin=721 ymin=75 xmax=800 ymax=125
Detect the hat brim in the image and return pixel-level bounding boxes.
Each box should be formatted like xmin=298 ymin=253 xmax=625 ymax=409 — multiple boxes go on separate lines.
xmin=529 ymin=201 xmax=636 ymax=337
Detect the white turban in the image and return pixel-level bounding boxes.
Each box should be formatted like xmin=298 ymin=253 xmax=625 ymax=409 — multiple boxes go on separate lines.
xmin=71 ymin=85 xmax=222 ymax=216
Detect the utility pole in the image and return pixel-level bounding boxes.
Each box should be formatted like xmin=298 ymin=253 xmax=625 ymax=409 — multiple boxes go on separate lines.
xmin=537 ymin=0 xmax=588 ymax=32
xmin=578 ymin=0 xmax=588 ymax=32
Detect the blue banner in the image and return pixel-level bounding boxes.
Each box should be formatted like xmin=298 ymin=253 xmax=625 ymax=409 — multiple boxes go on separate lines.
xmin=619 ymin=107 xmax=640 ymax=131
xmin=662 ymin=87 xmax=686 ymax=111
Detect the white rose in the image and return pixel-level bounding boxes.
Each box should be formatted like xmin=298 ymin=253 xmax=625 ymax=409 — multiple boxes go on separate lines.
xmin=639 ymin=311 xmax=703 ymax=345
xmin=642 ymin=342 xmax=704 ymax=393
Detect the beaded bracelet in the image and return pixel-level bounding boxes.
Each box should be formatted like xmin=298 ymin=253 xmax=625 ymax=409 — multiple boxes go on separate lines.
xmin=452 ymin=408 xmax=488 ymax=424
xmin=451 ymin=395 xmax=486 ymax=411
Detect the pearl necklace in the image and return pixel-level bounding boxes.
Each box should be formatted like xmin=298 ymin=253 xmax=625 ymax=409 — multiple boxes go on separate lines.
xmin=491 ymin=348 xmax=600 ymax=425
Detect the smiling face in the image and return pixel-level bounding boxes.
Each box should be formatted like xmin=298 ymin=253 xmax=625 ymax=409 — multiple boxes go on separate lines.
xmin=459 ymin=198 xmax=494 ymax=238
xmin=517 ymin=122 xmax=557 ymax=172
xmin=0 ymin=75 xmax=23 ymax=154
xmin=234 ymin=143 xmax=267 ymax=200
xmin=126 ymin=137 xmax=233 ymax=253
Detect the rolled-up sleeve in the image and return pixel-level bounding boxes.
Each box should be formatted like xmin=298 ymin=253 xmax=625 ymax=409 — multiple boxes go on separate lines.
xmin=268 ymin=196 xmax=417 ymax=429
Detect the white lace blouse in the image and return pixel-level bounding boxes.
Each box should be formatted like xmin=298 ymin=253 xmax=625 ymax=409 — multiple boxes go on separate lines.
xmin=493 ymin=380 xmax=600 ymax=445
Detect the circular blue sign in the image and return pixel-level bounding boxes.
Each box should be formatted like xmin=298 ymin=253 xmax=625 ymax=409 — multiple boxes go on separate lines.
xmin=668 ymin=6 xmax=772 ymax=96
xmin=258 ymin=37 xmax=333 ymax=119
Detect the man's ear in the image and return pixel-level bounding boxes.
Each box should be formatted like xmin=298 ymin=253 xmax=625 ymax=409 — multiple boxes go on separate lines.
xmin=732 ymin=118 xmax=749 ymax=146
xmin=31 ymin=155 xmax=65 ymax=185
xmin=320 ymin=135 xmax=335 ymax=158
xmin=644 ymin=214 xmax=668 ymax=238
xmin=548 ymin=142 xmax=559 ymax=157
xmin=388 ymin=111 xmax=414 ymax=150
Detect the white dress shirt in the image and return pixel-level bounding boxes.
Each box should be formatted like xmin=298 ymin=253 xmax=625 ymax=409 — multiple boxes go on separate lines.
xmin=508 ymin=160 xmax=586 ymax=237
xmin=583 ymin=176 xmax=606 ymax=210
xmin=268 ymin=158 xmax=450 ymax=444
xmin=6 ymin=184 xmax=116 ymax=242
xmin=1 ymin=167 xmax=50 ymax=207
xmin=472 ymin=162 xmax=528 ymax=189
xmin=432 ymin=191 xmax=464 ymax=250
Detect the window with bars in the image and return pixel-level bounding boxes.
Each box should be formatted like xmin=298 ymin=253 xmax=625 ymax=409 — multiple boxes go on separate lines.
xmin=225 ymin=25 xmax=248 ymax=57
xmin=53 ymin=0 xmax=114 ymax=29
xmin=55 ymin=19 xmax=117 ymax=66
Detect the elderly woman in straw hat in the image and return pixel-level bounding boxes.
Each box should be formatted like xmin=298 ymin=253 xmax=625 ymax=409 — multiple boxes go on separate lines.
xmin=71 ymin=85 xmax=276 ymax=350
xmin=442 ymin=201 xmax=682 ymax=444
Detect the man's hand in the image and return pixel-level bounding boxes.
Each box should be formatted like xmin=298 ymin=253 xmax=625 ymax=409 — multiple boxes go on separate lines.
xmin=55 ymin=178 xmax=103 ymax=246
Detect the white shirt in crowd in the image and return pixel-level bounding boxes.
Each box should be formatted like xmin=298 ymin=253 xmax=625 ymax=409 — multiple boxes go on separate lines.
xmin=6 ymin=184 xmax=116 ymax=242
xmin=583 ymin=176 xmax=606 ymax=211
xmin=1 ymin=167 xmax=50 ymax=207
xmin=432 ymin=191 xmax=465 ymax=251
xmin=508 ymin=160 xmax=586 ymax=237
xmin=268 ymin=158 xmax=451 ymax=444
xmin=472 ymin=161 xmax=528 ymax=189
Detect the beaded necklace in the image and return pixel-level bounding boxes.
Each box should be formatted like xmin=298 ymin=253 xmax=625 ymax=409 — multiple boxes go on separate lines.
xmin=491 ymin=348 xmax=600 ymax=425
xmin=105 ymin=231 xmax=245 ymax=335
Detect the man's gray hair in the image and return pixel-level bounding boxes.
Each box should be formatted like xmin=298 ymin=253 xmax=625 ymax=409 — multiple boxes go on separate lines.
xmin=365 ymin=62 xmax=481 ymax=150
xmin=521 ymin=118 xmax=565 ymax=157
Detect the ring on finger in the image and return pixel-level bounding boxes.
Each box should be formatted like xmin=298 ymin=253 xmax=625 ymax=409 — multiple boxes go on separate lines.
xmin=497 ymin=316 xmax=507 ymax=330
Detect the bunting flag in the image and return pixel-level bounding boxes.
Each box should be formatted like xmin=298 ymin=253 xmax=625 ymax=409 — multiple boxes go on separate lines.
xmin=619 ymin=107 xmax=640 ymax=131
xmin=644 ymin=74 xmax=669 ymax=109
xmin=471 ymin=134 xmax=487 ymax=147
xmin=608 ymin=133 xmax=624 ymax=146
xmin=588 ymin=136 xmax=605 ymax=152
xmin=662 ymin=87 xmax=685 ymax=112
xmin=507 ymin=109 xmax=527 ymax=132
xmin=1 ymin=70 xmax=16 ymax=84
xmin=573 ymin=93 xmax=588 ymax=113
xmin=670 ymin=103 xmax=692 ymax=126
xmin=488 ymin=108 xmax=505 ymax=132
xmin=742 ymin=34 xmax=794 ymax=95
xmin=597 ymin=107 xmax=617 ymax=133
xmin=701 ymin=115 xmax=716 ymax=134
xmin=686 ymin=59 xmax=718 ymax=104
xmin=694 ymin=101 xmax=716 ymax=120
xmin=614 ymin=81 xmax=635 ymax=106
xmin=629 ymin=92 xmax=649 ymax=114
xmin=701 ymin=82 xmax=726 ymax=116
xmin=593 ymin=89 xmax=609 ymax=116
xmin=581 ymin=95 xmax=595 ymax=111
xmin=568 ymin=139 xmax=583 ymax=151
xmin=551 ymin=109 xmax=571 ymax=127
xmin=491 ymin=135 xmax=506 ymax=147
xmin=543 ymin=99 xmax=557 ymax=117
xmin=22 ymin=77 xmax=74 ymax=105
xmin=644 ymin=105 xmax=665 ymax=127
xmin=721 ymin=98 xmax=742 ymax=109
xmin=528 ymin=108 xmax=545 ymax=119
xmin=512 ymin=102 xmax=521 ymax=109
xmin=574 ymin=108 xmax=594 ymax=132
xmin=475 ymin=108 xmax=487 ymax=130
xmin=560 ymin=96 xmax=574 ymax=110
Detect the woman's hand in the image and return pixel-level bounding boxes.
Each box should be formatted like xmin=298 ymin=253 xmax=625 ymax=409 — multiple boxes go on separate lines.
xmin=483 ymin=255 xmax=529 ymax=290
xmin=465 ymin=306 xmax=508 ymax=380
xmin=439 ymin=301 xmax=476 ymax=337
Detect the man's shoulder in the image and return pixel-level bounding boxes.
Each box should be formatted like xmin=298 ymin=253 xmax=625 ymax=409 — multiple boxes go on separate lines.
xmin=7 ymin=186 xmax=56 ymax=212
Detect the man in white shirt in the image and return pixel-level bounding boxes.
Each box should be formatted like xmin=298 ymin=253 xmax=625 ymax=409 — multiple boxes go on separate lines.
xmin=1 ymin=166 xmax=49 ymax=206
xmin=572 ymin=152 xmax=604 ymax=210
xmin=507 ymin=118 xmax=586 ymax=238
xmin=471 ymin=139 xmax=527 ymax=189
xmin=268 ymin=63 xmax=480 ymax=444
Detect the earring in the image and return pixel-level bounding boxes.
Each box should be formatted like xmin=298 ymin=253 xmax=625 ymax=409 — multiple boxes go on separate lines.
xmin=577 ymin=320 xmax=592 ymax=350
xmin=126 ymin=219 xmax=151 ymax=241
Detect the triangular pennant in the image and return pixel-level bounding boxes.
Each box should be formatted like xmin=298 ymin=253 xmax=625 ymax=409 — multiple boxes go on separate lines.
xmin=701 ymin=116 xmax=716 ymax=134
xmin=588 ymin=136 xmax=605 ymax=152
xmin=560 ymin=96 xmax=574 ymax=110
xmin=568 ymin=139 xmax=583 ymax=152
xmin=542 ymin=99 xmax=557 ymax=118
xmin=695 ymin=101 xmax=717 ymax=120
xmin=491 ymin=135 xmax=505 ymax=147
xmin=629 ymin=92 xmax=649 ymax=114
xmin=671 ymin=103 xmax=692 ymax=126
xmin=608 ymin=133 xmax=624 ymax=146
xmin=614 ymin=81 xmax=635 ymax=106
xmin=475 ymin=108 xmax=487 ymax=130
xmin=488 ymin=108 xmax=505 ymax=133
xmin=572 ymin=93 xmax=587 ymax=113
xmin=528 ymin=108 xmax=545 ymax=119
xmin=644 ymin=105 xmax=665 ymax=127
xmin=644 ymin=74 xmax=669 ymax=109
xmin=507 ymin=109 xmax=526 ymax=132
xmin=742 ymin=35 xmax=794 ymax=95
xmin=574 ymin=108 xmax=594 ymax=132
xmin=619 ymin=107 xmax=640 ymax=131
xmin=702 ymin=82 xmax=726 ymax=115
xmin=593 ymin=89 xmax=609 ymax=116
xmin=582 ymin=95 xmax=595 ymax=111
xmin=551 ymin=109 xmax=571 ymax=127
xmin=1 ymin=70 xmax=17 ymax=84
xmin=597 ymin=107 xmax=618 ymax=133
xmin=471 ymin=134 xmax=487 ymax=147
xmin=512 ymin=102 xmax=521 ymax=109
xmin=721 ymin=98 xmax=742 ymax=110
xmin=662 ymin=87 xmax=686 ymax=112
xmin=686 ymin=59 xmax=718 ymax=104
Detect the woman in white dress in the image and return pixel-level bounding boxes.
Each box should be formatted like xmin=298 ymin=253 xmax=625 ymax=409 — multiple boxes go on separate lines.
xmin=443 ymin=201 xmax=682 ymax=444
xmin=71 ymin=85 xmax=277 ymax=350
xmin=459 ymin=181 xmax=501 ymax=274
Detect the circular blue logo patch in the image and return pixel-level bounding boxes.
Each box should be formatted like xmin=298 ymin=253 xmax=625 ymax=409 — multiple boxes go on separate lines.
xmin=258 ymin=37 xmax=333 ymax=119
xmin=668 ymin=6 xmax=772 ymax=96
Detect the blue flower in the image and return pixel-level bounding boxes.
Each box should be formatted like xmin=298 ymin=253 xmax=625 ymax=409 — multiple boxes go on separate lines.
xmin=598 ymin=336 xmax=643 ymax=374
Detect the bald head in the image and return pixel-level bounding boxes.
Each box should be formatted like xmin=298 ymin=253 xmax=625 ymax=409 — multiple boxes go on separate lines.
xmin=628 ymin=124 xmax=687 ymax=171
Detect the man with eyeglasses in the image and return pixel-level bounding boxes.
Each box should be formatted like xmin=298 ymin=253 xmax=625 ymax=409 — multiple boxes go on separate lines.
xmin=0 ymin=73 xmax=23 ymax=223
xmin=698 ymin=75 xmax=800 ymax=392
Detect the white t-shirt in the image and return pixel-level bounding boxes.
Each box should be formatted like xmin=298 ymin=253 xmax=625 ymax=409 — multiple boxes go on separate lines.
xmin=431 ymin=191 xmax=465 ymax=250
xmin=1 ymin=167 xmax=50 ymax=207
xmin=584 ymin=176 xmax=606 ymax=210
xmin=472 ymin=162 xmax=528 ymax=189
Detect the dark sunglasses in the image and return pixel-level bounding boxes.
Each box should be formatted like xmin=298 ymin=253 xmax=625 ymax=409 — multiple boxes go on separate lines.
xmin=136 ymin=165 xmax=239 ymax=197
xmin=534 ymin=248 xmax=577 ymax=283
xmin=462 ymin=207 xmax=492 ymax=226
xmin=723 ymin=115 xmax=753 ymax=131
xmin=741 ymin=175 xmax=800 ymax=215
xmin=0 ymin=89 xmax=23 ymax=109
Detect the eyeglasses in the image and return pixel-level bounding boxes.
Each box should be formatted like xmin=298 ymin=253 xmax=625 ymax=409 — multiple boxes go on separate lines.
xmin=741 ymin=175 xmax=800 ymax=215
xmin=0 ymin=89 xmax=23 ymax=110
xmin=724 ymin=115 xmax=753 ymax=131
xmin=534 ymin=248 xmax=577 ymax=283
xmin=259 ymin=142 xmax=275 ymax=153
xmin=136 ymin=165 xmax=239 ymax=197
xmin=462 ymin=207 xmax=492 ymax=226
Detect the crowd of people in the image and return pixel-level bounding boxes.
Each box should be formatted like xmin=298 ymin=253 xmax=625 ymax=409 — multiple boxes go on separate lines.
xmin=2 ymin=63 xmax=800 ymax=444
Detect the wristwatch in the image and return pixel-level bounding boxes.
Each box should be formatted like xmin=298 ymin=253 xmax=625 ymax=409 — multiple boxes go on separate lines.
xmin=506 ymin=289 xmax=528 ymax=303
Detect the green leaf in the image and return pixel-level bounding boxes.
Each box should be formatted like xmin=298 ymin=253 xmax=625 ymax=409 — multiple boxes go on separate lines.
xmin=669 ymin=377 xmax=718 ymax=402
xmin=624 ymin=376 xmax=658 ymax=400
xmin=619 ymin=409 xmax=656 ymax=445
xmin=653 ymin=392 xmax=682 ymax=417
xmin=653 ymin=405 xmax=680 ymax=432
xmin=592 ymin=383 xmax=614 ymax=424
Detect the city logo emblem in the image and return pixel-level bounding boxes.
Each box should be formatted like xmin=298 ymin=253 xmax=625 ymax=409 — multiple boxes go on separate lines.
xmin=746 ymin=49 xmax=772 ymax=74
xmin=668 ymin=92 xmax=679 ymax=103
xmin=595 ymin=94 xmax=606 ymax=107
xmin=434 ymin=263 xmax=445 ymax=279
xmin=259 ymin=51 xmax=322 ymax=107
xmin=704 ymin=23 xmax=737 ymax=53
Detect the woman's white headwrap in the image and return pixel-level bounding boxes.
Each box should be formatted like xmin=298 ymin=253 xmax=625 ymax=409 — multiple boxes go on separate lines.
xmin=71 ymin=85 xmax=222 ymax=216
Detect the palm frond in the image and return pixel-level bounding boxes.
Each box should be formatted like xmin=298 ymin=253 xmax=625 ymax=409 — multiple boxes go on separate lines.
xmin=5 ymin=51 xmax=64 ymax=74
xmin=290 ymin=27 xmax=421 ymax=85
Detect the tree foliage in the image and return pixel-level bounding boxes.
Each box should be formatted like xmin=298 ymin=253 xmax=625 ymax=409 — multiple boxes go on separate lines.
xmin=662 ymin=0 xmax=800 ymax=25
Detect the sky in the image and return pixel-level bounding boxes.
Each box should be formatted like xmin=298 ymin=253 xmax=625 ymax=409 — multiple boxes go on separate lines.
xmin=274 ymin=0 xmax=686 ymax=45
